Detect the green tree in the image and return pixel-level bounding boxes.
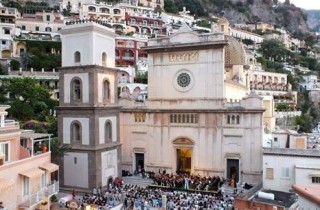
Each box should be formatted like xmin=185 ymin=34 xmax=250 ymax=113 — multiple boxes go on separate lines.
xmin=164 ymin=0 xmax=178 ymax=13
xmin=10 ymin=60 xmax=20 ymax=70
xmin=242 ymin=38 xmax=254 ymax=46
xmin=259 ymin=39 xmax=291 ymax=62
xmin=2 ymin=78 xmax=57 ymax=121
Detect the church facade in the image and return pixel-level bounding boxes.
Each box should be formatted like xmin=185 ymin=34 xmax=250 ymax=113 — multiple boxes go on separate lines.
xmin=58 ymin=20 xmax=265 ymax=191
xmin=120 ymin=24 xmax=264 ymax=185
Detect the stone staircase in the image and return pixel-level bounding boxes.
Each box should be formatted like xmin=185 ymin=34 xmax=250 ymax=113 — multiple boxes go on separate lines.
xmin=122 ymin=175 xmax=154 ymax=187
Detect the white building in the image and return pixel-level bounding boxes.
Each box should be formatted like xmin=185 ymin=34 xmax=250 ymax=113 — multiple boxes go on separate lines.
xmin=262 ymin=130 xmax=320 ymax=192
xmin=230 ymin=27 xmax=264 ymax=44
xmin=60 ymin=0 xmax=95 ymax=14
xmin=80 ymin=3 xmax=126 ymax=23
xmin=161 ymin=12 xmax=195 ymax=26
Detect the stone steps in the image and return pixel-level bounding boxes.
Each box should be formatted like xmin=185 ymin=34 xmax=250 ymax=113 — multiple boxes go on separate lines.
xmin=122 ymin=175 xmax=154 ymax=187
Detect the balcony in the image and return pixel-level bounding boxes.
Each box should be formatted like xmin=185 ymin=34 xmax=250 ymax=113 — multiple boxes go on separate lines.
xmin=46 ymin=181 xmax=59 ymax=196
xmin=20 ymin=188 xmax=46 ymax=208
xmin=0 ymin=120 xmax=20 ymax=132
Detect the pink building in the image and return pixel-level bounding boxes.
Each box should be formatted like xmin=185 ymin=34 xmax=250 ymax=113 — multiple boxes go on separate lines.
xmin=0 ymin=105 xmax=59 ymax=210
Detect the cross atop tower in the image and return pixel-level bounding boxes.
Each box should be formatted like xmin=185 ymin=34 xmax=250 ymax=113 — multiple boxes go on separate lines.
xmin=179 ymin=7 xmax=190 ymax=23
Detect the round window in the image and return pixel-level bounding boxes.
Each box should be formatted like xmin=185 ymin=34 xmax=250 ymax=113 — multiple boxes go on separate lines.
xmin=177 ymin=73 xmax=191 ymax=88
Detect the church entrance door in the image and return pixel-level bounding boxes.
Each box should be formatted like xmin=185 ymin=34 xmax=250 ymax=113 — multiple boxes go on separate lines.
xmin=135 ymin=153 xmax=144 ymax=174
xmin=176 ymin=148 xmax=192 ymax=174
xmin=227 ymin=159 xmax=239 ymax=187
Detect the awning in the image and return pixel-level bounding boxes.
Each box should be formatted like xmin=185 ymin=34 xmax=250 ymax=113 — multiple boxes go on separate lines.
xmin=0 ymin=178 xmax=15 ymax=193
xmin=19 ymin=168 xmax=45 ymax=178
xmin=39 ymin=162 xmax=59 ymax=173
xmin=309 ymin=172 xmax=320 ymax=177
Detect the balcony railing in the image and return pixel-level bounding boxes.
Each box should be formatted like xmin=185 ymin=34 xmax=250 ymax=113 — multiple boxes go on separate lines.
xmin=20 ymin=188 xmax=46 ymax=208
xmin=46 ymin=181 xmax=59 ymax=196
xmin=275 ymin=111 xmax=301 ymax=118
xmin=20 ymin=181 xmax=59 ymax=208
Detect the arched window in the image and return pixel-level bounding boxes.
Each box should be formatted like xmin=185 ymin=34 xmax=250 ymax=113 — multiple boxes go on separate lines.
xmin=74 ymin=51 xmax=81 ymax=63
xmin=71 ymin=78 xmax=82 ymax=101
xmin=105 ymin=121 xmax=112 ymax=142
xmin=103 ymin=80 xmax=110 ymax=101
xmin=231 ymin=115 xmax=236 ymax=124
xmin=71 ymin=121 xmax=81 ymax=142
xmin=227 ymin=115 xmax=231 ymax=124
xmin=102 ymin=52 xmax=107 ymax=67
xmin=236 ymin=115 xmax=240 ymax=124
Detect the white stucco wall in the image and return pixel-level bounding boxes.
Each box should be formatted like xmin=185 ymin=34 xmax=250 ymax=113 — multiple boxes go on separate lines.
xmin=62 ymin=32 xmax=93 ymax=66
xmin=263 ymin=155 xmax=320 ymax=191
xmin=97 ymin=73 xmax=116 ymax=104
xmin=64 ymin=152 xmax=89 ymax=188
xmin=148 ymin=48 xmax=224 ymax=102
xmin=61 ymin=23 xmax=116 ymax=67
xmin=99 ymin=116 xmax=117 ymax=144
xmin=63 ymin=117 xmax=90 ymax=145
xmin=64 ymin=73 xmax=89 ymax=103
xmin=296 ymin=165 xmax=320 ymax=185
xmin=101 ymin=149 xmax=118 ymax=186
xmin=92 ymin=32 xmax=115 ymax=68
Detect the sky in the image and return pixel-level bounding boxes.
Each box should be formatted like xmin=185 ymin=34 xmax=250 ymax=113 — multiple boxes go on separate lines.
xmin=279 ymin=0 xmax=320 ymax=10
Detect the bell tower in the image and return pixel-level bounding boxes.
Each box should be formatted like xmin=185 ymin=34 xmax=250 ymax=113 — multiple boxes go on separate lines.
xmin=57 ymin=21 xmax=121 ymax=190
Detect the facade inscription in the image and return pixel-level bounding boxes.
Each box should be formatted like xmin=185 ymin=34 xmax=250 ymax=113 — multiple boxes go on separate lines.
xmin=169 ymin=51 xmax=199 ymax=62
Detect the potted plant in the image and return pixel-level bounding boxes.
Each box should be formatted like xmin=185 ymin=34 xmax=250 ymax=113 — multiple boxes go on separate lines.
xmin=41 ymin=143 xmax=48 ymax=153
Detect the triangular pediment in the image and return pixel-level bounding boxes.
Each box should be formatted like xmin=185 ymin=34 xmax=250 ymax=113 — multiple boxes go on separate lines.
xmin=172 ymin=138 xmax=194 ymax=145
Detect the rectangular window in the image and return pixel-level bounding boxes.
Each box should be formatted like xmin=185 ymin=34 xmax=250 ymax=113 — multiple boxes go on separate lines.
xmin=4 ymin=28 xmax=10 ymax=34
xmin=21 ymin=25 xmax=26 ymax=30
xmin=274 ymin=137 xmax=278 ymax=142
xmin=265 ymin=168 xmax=274 ymax=179
xmin=0 ymin=142 xmax=9 ymax=162
xmin=1 ymin=40 xmax=6 ymax=45
xmin=23 ymin=176 xmax=29 ymax=196
xmin=74 ymin=157 xmax=77 ymax=164
xmin=46 ymin=15 xmax=50 ymax=21
xmin=35 ymin=26 xmax=39 ymax=31
xmin=281 ymin=167 xmax=290 ymax=178
xmin=312 ymin=177 xmax=320 ymax=183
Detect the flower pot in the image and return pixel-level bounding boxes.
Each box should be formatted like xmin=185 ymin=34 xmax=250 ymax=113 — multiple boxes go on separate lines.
xmin=42 ymin=145 xmax=47 ymax=153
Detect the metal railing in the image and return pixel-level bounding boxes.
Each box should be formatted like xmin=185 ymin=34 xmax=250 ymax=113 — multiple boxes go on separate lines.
xmin=20 ymin=188 xmax=46 ymax=207
xmin=46 ymin=181 xmax=59 ymax=196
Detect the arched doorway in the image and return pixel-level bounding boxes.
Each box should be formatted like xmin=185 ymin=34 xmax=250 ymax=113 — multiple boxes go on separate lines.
xmin=173 ymin=138 xmax=194 ymax=175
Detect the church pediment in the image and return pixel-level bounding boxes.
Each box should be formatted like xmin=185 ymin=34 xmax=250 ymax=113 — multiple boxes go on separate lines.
xmin=172 ymin=138 xmax=194 ymax=145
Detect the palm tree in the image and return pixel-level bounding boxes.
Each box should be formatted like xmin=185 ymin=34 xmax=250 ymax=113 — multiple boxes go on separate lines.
xmin=50 ymin=137 xmax=70 ymax=164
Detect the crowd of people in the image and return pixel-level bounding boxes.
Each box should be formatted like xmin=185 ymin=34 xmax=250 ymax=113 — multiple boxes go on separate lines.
xmin=64 ymin=172 xmax=236 ymax=210
xmin=121 ymin=184 xmax=235 ymax=210
xmin=151 ymin=172 xmax=225 ymax=192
